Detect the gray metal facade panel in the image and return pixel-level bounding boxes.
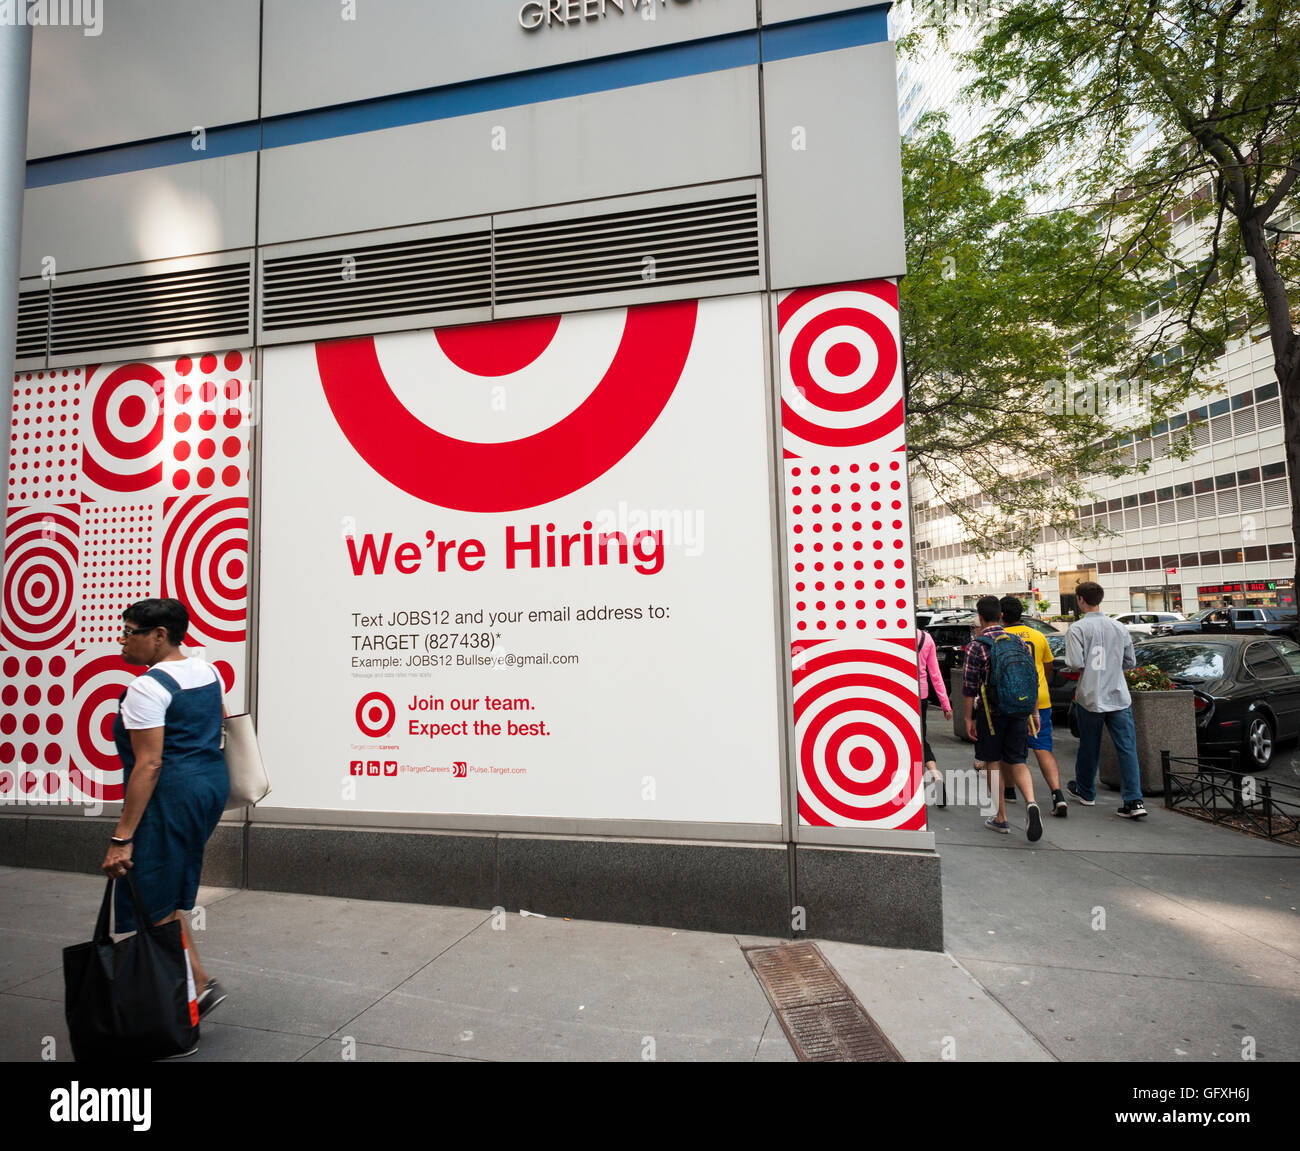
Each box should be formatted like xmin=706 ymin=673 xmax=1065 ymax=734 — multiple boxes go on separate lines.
xmin=25 ymin=0 xmax=261 ymax=159
xmin=260 ymin=0 xmax=760 ymax=117
xmin=19 ymin=152 xmax=258 ymax=278
xmin=258 ymin=68 xmax=762 ymax=245
xmin=761 ymin=0 xmax=879 ymax=22
xmin=761 ymin=40 xmax=906 ymax=289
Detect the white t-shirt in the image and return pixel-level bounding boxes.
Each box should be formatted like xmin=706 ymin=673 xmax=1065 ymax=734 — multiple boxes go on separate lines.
xmin=120 ymin=657 xmax=221 ymax=730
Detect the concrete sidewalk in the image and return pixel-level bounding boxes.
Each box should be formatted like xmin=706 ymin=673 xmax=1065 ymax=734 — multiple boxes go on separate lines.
xmin=0 ymin=724 xmax=1295 ymax=1062
xmin=0 ymin=866 xmax=1048 ymax=1063
xmin=926 ymin=718 xmax=1300 ymax=1062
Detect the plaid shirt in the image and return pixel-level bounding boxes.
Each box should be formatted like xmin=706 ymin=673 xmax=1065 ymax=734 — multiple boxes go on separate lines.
xmin=961 ymin=624 xmax=1031 ymax=699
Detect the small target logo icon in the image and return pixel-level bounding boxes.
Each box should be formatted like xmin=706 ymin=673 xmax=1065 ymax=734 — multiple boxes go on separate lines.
xmin=355 ymin=692 xmax=396 ymax=738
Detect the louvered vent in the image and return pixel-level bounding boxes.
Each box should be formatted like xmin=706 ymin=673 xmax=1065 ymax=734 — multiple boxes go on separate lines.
xmin=261 ymin=229 xmax=491 ymax=332
xmin=16 ymin=288 xmax=48 ymax=362
xmin=493 ymin=193 xmax=760 ymax=305
xmin=50 ymin=263 xmax=250 ymax=359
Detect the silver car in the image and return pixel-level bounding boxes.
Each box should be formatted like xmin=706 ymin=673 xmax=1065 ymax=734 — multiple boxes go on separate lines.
xmin=1112 ymin=611 xmax=1187 ymax=636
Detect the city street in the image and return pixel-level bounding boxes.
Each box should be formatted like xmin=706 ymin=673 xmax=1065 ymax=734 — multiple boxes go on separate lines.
xmin=2 ymin=715 xmax=1294 ymax=1063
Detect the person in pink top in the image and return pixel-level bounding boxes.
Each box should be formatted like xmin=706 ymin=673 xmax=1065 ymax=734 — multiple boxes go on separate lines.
xmin=916 ymin=621 xmax=953 ymax=804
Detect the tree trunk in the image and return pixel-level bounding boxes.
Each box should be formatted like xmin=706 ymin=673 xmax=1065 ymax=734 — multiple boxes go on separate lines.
xmin=1238 ymin=215 xmax=1300 ymax=611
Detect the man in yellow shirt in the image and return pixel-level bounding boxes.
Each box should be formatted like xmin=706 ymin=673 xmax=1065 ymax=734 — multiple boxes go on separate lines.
xmin=1001 ymin=596 xmax=1068 ymax=818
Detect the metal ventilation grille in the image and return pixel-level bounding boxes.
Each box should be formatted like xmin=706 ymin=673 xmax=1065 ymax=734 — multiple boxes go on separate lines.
xmin=50 ymin=264 xmax=250 ymax=359
xmin=261 ymin=229 xmax=491 ymax=332
xmin=16 ymin=288 xmax=48 ymax=362
xmin=493 ymin=194 xmax=760 ymax=305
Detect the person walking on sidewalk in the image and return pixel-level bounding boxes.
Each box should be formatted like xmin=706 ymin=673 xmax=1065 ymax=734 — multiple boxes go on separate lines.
xmin=962 ymin=596 xmax=1044 ymax=842
xmin=1063 ymin=581 xmax=1147 ymax=819
xmin=916 ymin=621 xmax=953 ymax=805
xmin=1001 ymin=596 xmax=1068 ymax=817
xmin=101 ymin=598 xmax=231 ymax=1031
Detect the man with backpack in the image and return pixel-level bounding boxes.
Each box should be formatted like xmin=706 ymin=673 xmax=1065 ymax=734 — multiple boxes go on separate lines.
xmin=962 ymin=595 xmax=1044 ymax=842
xmin=1001 ymin=595 xmax=1070 ymax=818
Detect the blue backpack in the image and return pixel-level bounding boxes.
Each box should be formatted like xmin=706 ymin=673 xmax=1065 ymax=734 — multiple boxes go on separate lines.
xmin=975 ymin=631 xmax=1039 ymax=717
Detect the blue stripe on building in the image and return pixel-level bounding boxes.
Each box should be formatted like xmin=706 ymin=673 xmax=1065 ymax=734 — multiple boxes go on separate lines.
xmin=26 ymin=6 xmax=890 ymax=188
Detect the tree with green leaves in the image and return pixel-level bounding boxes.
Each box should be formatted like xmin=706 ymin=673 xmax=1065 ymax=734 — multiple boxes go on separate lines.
xmin=901 ymin=113 xmax=1187 ymax=555
xmin=944 ymin=0 xmax=1300 ymax=594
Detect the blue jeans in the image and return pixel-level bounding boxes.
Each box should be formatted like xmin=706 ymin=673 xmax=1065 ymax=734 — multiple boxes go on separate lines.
xmin=1074 ymin=705 xmax=1141 ymax=803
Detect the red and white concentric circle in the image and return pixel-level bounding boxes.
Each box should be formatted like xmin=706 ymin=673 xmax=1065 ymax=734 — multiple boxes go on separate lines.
xmin=1 ymin=507 xmax=77 ymax=649
xmin=161 ymin=496 xmax=248 ymax=644
xmin=82 ymin=362 xmax=166 ymax=493
xmin=316 ymin=300 xmax=697 ymax=512
xmin=793 ymin=640 xmax=924 ymax=829
xmin=779 ymin=282 xmax=903 ymax=455
xmin=67 ymin=653 xmax=137 ymax=802
xmin=355 ymin=692 xmax=395 ymax=738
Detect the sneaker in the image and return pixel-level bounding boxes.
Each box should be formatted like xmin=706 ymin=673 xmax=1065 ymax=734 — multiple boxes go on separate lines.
xmin=984 ymin=816 xmax=1011 ymax=834
xmin=161 ymin=1045 xmax=199 ymax=1059
xmin=1004 ymin=786 xmax=1018 ymax=804
xmin=1066 ymin=780 xmax=1095 ymax=806
xmin=197 ymin=979 xmax=227 ymax=1019
xmin=1026 ymin=802 xmax=1043 ymax=843
xmin=1117 ymin=800 xmax=1148 ymax=819
xmin=1051 ymin=789 xmax=1069 ymax=817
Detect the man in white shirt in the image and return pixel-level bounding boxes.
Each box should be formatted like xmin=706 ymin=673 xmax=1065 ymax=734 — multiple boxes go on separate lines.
xmin=1063 ymin=581 xmax=1147 ymax=818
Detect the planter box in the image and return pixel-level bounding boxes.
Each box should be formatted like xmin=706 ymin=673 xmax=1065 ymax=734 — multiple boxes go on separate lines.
xmin=1099 ymin=689 xmax=1197 ymax=796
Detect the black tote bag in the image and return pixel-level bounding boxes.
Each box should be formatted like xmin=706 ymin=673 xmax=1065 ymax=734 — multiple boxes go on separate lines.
xmin=62 ymin=873 xmax=199 ymax=1062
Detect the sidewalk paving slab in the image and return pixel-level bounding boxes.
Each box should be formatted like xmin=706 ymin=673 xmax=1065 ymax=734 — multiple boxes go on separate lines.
xmin=330 ymin=914 xmax=785 ymax=1062
xmin=818 ymin=941 xmax=1053 ymax=1062
xmin=963 ymin=959 xmax=1296 ymax=1062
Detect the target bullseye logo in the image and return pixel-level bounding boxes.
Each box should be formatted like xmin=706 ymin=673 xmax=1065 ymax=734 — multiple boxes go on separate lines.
xmin=1 ymin=507 xmax=78 ymax=650
xmin=162 ymin=496 xmax=248 ymax=643
xmin=779 ymin=282 xmax=903 ymax=454
xmin=356 ymin=692 xmax=396 ymax=738
xmin=793 ymin=641 xmax=923 ymax=829
xmin=315 ymin=300 xmax=697 ymax=511
xmin=82 ymin=362 xmax=166 ymax=493
xmin=67 ymin=653 xmax=137 ymax=802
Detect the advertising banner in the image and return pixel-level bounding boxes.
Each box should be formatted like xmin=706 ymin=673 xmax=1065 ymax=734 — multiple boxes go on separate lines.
xmin=775 ymin=281 xmax=925 ymax=830
xmin=258 ymin=294 xmax=784 ymax=824
xmin=1 ymin=353 xmax=252 ymax=806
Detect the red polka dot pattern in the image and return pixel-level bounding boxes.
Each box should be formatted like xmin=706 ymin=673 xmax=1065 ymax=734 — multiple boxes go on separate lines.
xmin=166 ymin=353 xmax=250 ymax=494
xmin=7 ymin=369 xmax=82 ymax=504
xmin=0 ymin=651 xmax=70 ymax=799
xmin=77 ymin=503 xmax=158 ymax=647
xmin=785 ymin=455 xmax=912 ymax=638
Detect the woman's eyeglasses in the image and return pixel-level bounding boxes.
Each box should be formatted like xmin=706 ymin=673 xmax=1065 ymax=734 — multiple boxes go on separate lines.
xmin=120 ymin=626 xmax=153 ymax=638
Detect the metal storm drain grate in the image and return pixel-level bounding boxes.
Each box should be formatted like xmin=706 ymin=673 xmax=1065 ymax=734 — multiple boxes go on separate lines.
xmin=745 ymin=943 xmax=903 ymax=1062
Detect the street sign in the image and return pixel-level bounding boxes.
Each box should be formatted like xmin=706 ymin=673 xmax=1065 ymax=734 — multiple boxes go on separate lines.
xmin=1165 ymin=567 xmax=1177 ymax=574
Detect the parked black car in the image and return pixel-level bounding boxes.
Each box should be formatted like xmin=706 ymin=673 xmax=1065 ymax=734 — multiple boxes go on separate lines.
xmin=1151 ymin=606 xmax=1299 ymax=640
xmin=925 ymin=620 xmax=975 ymax=685
xmin=1147 ymin=607 xmax=1216 ymax=635
xmin=1044 ymin=633 xmax=1078 ymax=716
xmin=1131 ymin=635 xmax=1300 ymax=769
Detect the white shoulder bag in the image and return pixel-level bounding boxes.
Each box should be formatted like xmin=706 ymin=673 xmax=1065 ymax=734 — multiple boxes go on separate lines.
xmin=221 ymin=713 xmax=271 ymax=811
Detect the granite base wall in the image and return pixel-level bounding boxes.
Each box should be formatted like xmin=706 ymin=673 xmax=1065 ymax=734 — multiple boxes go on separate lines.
xmin=1 ymin=814 xmax=945 ymax=949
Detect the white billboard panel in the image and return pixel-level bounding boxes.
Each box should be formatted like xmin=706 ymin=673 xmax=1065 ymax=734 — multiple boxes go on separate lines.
xmin=258 ymin=294 xmax=783 ymax=823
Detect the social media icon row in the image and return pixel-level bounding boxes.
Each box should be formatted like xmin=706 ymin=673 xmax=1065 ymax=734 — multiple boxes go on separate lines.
xmin=350 ymin=760 xmax=397 ymax=776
